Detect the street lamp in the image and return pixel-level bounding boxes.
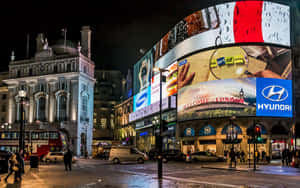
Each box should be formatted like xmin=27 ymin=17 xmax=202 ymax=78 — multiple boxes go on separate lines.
xmin=153 ymin=67 xmax=168 ymax=180
xmin=18 ymin=89 xmax=27 ymax=153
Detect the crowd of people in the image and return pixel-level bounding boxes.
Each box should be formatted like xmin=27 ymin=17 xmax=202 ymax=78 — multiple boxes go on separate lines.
xmin=224 ymin=148 xmax=270 ymax=168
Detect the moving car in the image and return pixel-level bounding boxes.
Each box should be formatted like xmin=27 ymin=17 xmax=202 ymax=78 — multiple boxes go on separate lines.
xmin=162 ymin=149 xmax=186 ymax=163
xmin=109 ymin=146 xmax=148 ymax=164
xmin=43 ymin=151 xmax=78 ymax=163
xmin=43 ymin=152 xmax=64 ymax=163
xmin=190 ymin=151 xmax=225 ymax=162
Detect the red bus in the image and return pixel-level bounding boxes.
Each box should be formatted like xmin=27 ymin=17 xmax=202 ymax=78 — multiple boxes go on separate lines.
xmin=0 ymin=130 xmax=66 ymax=160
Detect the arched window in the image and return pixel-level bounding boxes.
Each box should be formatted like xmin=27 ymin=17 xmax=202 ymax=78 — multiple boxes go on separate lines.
xmin=58 ymin=95 xmax=67 ymax=121
xmin=37 ymin=97 xmax=46 ymax=121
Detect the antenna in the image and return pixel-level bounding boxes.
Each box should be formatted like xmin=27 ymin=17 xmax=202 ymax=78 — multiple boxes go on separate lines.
xmin=26 ymin=33 xmax=30 ymax=58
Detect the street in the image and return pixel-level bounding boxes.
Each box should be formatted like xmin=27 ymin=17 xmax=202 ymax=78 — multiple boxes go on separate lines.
xmin=1 ymin=159 xmax=300 ymax=188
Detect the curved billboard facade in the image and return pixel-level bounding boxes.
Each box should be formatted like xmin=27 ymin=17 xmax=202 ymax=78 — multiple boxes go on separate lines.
xmin=132 ymin=0 xmax=291 ymax=121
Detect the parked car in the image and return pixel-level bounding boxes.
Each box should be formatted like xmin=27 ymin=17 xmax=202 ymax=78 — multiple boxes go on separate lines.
xmin=43 ymin=152 xmax=64 ymax=163
xmin=109 ymin=146 xmax=148 ymax=164
xmin=0 ymin=150 xmax=12 ymax=173
xmin=190 ymin=151 xmax=225 ymax=162
xmin=162 ymin=149 xmax=186 ymax=163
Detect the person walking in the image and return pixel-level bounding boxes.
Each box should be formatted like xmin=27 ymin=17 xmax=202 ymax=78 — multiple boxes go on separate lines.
xmin=64 ymin=149 xmax=73 ymax=171
xmin=4 ymin=153 xmax=17 ymax=183
xmin=282 ymin=149 xmax=287 ymax=166
xmin=262 ymin=150 xmax=266 ymax=162
xmin=240 ymin=150 xmax=245 ymax=163
xmin=229 ymin=148 xmax=236 ymax=168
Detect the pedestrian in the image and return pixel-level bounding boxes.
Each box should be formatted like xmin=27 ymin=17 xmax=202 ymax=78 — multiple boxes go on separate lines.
xmin=282 ymin=149 xmax=286 ymax=166
xmin=64 ymin=149 xmax=73 ymax=171
xmin=236 ymin=151 xmax=240 ymax=163
xmin=287 ymin=149 xmax=292 ymax=167
xmin=4 ymin=153 xmax=17 ymax=183
xmin=262 ymin=150 xmax=266 ymax=162
xmin=257 ymin=151 xmax=260 ymax=163
xmin=229 ymin=148 xmax=236 ymax=168
xmin=224 ymin=150 xmax=228 ymax=161
xmin=240 ymin=150 xmax=245 ymax=163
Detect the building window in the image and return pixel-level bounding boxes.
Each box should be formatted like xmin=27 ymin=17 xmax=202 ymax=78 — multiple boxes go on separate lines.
xmin=93 ymin=118 xmax=97 ymax=124
xmin=17 ymin=70 xmax=21 ymax=78
xmin=80 ymin=95 xmax=88 ymax=122
xmin=1 ymin=105 xmax=5 ymax=112
xmin=37 ymin=97 xmax=46 ymax=121
xmin=57 ymin=95 xmax=67 ymax=121
xmin=29 ymin=68 xmax=33 ymax=76
xmin=54 ymin=65 xmax=58 ymax=73
xmin=67 ymin=64 xmax=71 ymax=72
xmin=2 ymin=94 xmax=6 ymax=100
xmin=100 ymin=118 xmax=107 ymax=129
xmin=1 ymin=117 xmax=5 ymax=122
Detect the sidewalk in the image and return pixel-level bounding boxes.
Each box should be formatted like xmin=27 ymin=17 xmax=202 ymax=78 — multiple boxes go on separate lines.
xmin=201 ymin=161 xmax=300 ymax=175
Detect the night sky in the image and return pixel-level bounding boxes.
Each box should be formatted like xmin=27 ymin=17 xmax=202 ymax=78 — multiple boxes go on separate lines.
xmin=0 ymin=0 xmax=297 ymax=75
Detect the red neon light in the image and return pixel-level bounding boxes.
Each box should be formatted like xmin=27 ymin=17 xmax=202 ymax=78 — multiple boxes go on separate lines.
xmin=233 ymin=1 xmax=264 ymax=43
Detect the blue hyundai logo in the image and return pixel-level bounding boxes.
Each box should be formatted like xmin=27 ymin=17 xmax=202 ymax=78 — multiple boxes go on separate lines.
xmin=262 ymin=85 xmax=288 ymax=102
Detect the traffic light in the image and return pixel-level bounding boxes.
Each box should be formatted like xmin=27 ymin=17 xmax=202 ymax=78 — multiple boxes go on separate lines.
xmin=254 ymin=125 xmax=261 ymax=142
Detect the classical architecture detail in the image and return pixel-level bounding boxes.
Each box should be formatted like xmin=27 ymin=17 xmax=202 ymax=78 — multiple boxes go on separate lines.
xmin=4 ymin=26 xmax=95 ymax=156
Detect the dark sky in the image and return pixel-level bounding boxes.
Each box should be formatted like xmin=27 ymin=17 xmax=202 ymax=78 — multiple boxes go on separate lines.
xmin=0 ymin=0 xmax=297 ymax=75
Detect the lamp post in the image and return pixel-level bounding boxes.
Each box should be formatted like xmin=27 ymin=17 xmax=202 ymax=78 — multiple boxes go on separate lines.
xmin=153 ymin=67 xmax=168 ymax=180
xmin=18 ymin=90 xmax=27 ymax=153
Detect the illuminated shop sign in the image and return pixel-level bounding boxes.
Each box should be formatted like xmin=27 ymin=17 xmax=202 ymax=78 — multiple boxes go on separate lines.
xmin=130 ymin=96 xmax=176 ymax=122
xmin=256 ymin=78 xmax=292 ymax=117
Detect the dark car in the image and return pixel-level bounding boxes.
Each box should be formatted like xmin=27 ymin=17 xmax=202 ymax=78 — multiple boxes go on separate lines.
xmin=0 ymin=150 xmax=12 ymax=174
xmin=162 ymin=149 xmax=186 ymax=163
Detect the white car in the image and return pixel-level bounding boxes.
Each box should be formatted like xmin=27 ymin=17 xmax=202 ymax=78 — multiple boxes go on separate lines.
xmin=43 ymin=152 xmax=64 ymax=163
xmin=109 ymin=146 xmax=148 ymax=164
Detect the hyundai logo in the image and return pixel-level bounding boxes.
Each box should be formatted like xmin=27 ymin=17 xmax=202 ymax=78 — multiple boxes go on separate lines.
xmin=262 ymin=85 xmax=288 ymax=102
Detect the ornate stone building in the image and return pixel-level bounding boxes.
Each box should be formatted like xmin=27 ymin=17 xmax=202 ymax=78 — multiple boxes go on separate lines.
xmin=3 ymin=26 xmax=95 ymax=156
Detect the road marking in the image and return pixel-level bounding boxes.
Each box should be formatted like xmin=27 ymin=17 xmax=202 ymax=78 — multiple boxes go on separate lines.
xmin=163 ymin=176 xmax=245 ymax=188
xmin=30 ymin=172 xmax=46 ymax=185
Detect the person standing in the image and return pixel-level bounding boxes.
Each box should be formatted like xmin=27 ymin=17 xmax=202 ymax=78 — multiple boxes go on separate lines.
xmin=240 ymin=150 xmax=245 ymax=163
xmin=262 ymin=150 xmax=266 ymax=162
xmin=64 ymin=149 xmax=73 ymax=171
xmin=229 ymin=148 xmax=236 ymax=168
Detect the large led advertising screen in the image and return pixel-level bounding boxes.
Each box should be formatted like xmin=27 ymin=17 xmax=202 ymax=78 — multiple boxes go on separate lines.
xmin=131 ymin=1 xmax=291 ymax=121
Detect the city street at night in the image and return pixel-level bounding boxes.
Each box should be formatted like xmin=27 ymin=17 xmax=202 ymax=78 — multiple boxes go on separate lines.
xmin=1 ymin=159 xmax=300 ymax=188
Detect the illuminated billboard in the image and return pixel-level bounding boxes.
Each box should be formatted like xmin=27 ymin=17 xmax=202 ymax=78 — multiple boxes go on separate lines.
xmin=154 ymin=1 xmax=290 ymax=69
xmin=133 ymin=50 xmax=154 ymax=95
xmin=178 ymin=45 xmax=291 ymax=88
xmin=177 ymin=45 xmax=292 ymax=121
xmin=131 ymin=1 xmax=291 ymax=121
xmin=133 ymin=87 xmax=151 ymax=112
xmin=178 ymin=77 xmax=292 ymax=121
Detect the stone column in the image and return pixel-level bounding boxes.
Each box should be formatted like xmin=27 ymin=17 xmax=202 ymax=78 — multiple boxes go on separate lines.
xmin=216 ymin=127 xmax=223 ymax=156
xmin=8 ymin=87 xmax=16 ymax=124
xmin=48 ymin=82 xmax=56 ymax=123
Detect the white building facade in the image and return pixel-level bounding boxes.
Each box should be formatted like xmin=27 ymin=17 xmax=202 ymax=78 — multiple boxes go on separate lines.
xmin=4 ymin=26 xmax=95 ymax=156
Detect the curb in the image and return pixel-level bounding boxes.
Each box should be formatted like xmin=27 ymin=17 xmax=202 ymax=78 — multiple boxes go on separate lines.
xmin=201 ymin=166 xmax=260 ymax=172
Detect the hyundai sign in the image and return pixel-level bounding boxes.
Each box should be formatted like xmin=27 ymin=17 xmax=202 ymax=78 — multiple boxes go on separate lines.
xmin=256 ymin=78 xmax=292 ymax=117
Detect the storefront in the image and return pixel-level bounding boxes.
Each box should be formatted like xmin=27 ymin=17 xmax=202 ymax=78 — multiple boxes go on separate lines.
xmin=198 ymin=125 xmax=217 ymax=153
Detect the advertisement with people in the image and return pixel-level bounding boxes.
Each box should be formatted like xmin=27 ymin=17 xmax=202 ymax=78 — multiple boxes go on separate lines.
xmin=133 ymin=50 xmax=154 ymax=95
